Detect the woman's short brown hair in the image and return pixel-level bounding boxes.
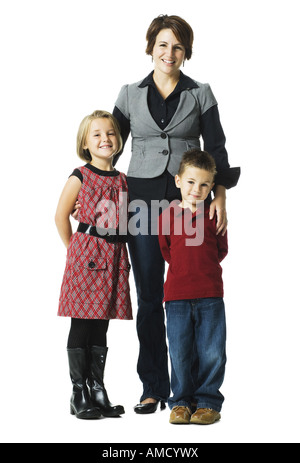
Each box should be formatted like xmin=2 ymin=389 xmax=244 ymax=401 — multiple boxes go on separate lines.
xmin=146 ymin=15 xmax=194 ymax=60
xmin=76 ymin=110 xmax=123 ymax=162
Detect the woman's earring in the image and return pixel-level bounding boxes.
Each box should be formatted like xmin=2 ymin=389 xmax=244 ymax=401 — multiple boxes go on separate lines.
xmin=183 ymin=60 xmax=185 ymax=67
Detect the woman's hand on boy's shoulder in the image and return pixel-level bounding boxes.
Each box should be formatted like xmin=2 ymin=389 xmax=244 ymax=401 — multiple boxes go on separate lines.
xmin=209 ymin=185 xmax=228 ymax=236
xmin=209 ymin=197 xmax=228 ymax=236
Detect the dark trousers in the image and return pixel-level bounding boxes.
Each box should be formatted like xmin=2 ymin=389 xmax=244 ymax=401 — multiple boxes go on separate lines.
xmin=128 ymin=204 xmax=170 ymax=402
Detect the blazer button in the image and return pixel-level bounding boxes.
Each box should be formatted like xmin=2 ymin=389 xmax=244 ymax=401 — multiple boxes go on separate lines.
xmin=160 ymin=132 xmax=167 ymax=139
xmin=88 ymin=261 xmax=96 ymax=269
xmin=162 ymin=149 xmax=169 ymax=155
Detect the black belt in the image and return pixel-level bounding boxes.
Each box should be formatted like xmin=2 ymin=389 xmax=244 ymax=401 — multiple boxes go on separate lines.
xmin=77 ymin=223 xmax=128 ymax=243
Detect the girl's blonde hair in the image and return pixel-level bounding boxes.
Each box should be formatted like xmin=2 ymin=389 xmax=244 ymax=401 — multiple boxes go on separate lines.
xmin=76 ymin=110 xmax=123 ymax=162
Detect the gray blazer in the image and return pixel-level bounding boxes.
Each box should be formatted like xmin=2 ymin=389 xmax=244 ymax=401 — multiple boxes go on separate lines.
xmin=114 ymin=79 xmax=218 ymax=178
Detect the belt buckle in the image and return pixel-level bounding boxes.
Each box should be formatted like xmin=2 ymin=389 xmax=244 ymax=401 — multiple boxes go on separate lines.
xmin=86 ymin=225 xmax=93 ymax=235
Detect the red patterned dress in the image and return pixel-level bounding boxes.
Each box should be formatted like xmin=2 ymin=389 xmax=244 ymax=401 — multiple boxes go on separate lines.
xmin=58 ymin=164 xmax=132 ymax=320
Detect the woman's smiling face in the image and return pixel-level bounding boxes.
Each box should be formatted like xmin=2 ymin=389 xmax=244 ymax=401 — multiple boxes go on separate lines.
xmin=152 ymin=28 xmax=186 ymax=76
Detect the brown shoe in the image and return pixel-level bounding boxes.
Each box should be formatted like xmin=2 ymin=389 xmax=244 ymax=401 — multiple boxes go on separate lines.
xmin=190 ymin=408 xmax=221 ymax=425
xmin=169 ymin=406 xmax=191 ymax=424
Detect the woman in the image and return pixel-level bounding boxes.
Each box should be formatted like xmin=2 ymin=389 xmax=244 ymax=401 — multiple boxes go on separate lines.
xmin=112 ymin=14 xmax=240 ymax=414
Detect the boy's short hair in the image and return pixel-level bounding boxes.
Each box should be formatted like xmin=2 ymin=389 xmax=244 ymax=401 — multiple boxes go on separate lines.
xmin=178 ymin=149 xmax=217 ymax=178
xmin=77 ymin=110 xmax=123 ymax=162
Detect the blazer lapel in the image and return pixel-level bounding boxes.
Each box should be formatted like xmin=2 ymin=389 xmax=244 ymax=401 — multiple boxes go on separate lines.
xmin=136 ymin=86 xmax=162 ymax=132
xmin=166 ymin=90 xmax=197 ymax=131
xmin=136 ymin=86 xmax=197 ymax=133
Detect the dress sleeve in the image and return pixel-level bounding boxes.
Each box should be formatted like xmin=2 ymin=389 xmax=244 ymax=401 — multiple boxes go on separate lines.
xmin=201 ymin=104 xmax=240 ymax=189
xmin=69 ymin=168 xmax=83 ymax=182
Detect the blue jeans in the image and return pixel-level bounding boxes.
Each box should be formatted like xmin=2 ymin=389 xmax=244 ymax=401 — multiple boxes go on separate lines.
xmin=128 ymin=204 xmax=170 ymax=402
xmin=165 ymin=298 xmax=226 ymax=412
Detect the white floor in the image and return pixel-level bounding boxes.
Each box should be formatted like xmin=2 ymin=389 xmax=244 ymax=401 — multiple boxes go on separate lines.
xmin=2 ymin=307 xmax=299 ymax=444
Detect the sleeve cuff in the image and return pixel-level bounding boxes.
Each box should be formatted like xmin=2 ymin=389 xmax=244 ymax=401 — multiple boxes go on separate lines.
xmin=214 ymin=167 xmax=241 ymax=189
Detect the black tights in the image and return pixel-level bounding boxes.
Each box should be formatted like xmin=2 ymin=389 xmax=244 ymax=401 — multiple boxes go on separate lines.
xmin=67 ymin=318 xmax=109 ymax=349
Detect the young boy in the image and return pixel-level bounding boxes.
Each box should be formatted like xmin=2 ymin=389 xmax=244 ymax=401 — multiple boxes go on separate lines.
xmin=158 ymin=149 xmax=228 ymax=425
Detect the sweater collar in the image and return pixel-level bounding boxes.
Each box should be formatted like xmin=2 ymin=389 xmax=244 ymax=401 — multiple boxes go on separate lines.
xmin=170 ymin=200 xmax=206 ymax=219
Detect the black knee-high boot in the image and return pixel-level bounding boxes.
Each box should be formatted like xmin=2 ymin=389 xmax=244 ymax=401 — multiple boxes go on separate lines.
xmin=67 ymin=348 xmax=101 ymax=419
xmin=88 ymin=346 xmax=125 ymax=417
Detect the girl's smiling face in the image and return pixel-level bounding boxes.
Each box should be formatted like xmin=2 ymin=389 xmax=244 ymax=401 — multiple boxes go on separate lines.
xmin=84 ymin=118 xmax=118 ymax=170
xmin=152 ymin=28 xmax=186 ymax=76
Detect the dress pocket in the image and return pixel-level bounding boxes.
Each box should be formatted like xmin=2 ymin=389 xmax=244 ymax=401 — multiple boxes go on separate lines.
xmin=73 ymin=255 xmax=107 ymax=292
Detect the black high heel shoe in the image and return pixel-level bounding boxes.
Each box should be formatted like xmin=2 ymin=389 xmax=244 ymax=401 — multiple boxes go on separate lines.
xmin=134 ymin=400 xmax=166 ymax=414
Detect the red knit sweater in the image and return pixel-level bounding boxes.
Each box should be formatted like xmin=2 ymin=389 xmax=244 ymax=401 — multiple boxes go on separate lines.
xmin=158 ymin=201 xmax=228 ymax=302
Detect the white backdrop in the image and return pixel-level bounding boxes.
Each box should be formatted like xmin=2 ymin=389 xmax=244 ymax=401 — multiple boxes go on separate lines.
xmin=1 ymin=0 xmax=299 ymax=444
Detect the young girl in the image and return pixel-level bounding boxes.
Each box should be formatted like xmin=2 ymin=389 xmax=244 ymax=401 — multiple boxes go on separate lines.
xmin=55 ymin=110 xmax=132 ymax=420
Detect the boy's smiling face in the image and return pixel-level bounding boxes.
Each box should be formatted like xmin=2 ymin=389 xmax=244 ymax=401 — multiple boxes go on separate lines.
xmin=175 ymin=166 xmax=215 ymax=212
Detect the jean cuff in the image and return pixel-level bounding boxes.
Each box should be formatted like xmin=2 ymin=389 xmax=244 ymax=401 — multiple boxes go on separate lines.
xmin=168 ymin=400 xmax=191 ymax=410
xmin=196 ymin=402 xmax=222 ymax=413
